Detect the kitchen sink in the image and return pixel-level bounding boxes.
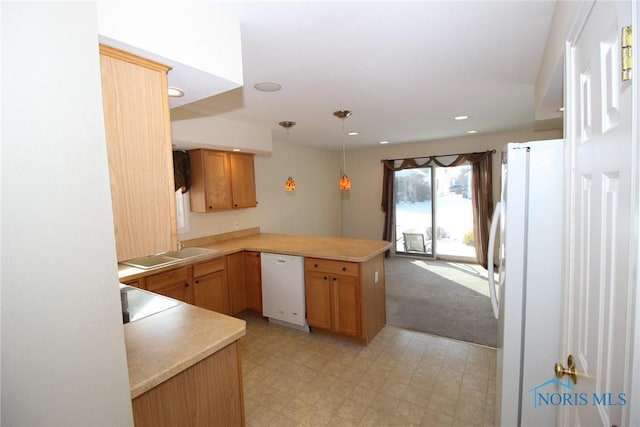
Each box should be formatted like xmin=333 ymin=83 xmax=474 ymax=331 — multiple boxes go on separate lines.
xmin=121 ymin=247 xmax=218 ymax=270
xmin=162 ymin=247 xmax=217 ymax=259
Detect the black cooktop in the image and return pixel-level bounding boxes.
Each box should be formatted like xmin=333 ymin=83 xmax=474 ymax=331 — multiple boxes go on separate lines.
xmin=120 ymin=285 xmax=179 ymax=324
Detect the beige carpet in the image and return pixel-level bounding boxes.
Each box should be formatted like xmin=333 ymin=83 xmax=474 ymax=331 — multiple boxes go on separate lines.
xmin=385 ymin=256 xmax=497 ymax=347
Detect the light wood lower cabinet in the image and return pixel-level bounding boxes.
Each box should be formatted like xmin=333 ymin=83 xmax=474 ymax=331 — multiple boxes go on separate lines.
xmin=226 ymin=251 xmax=262 ymax=315
xmin=244 ymin=251 xmax=262 ymax=313
xmin=226 ymin=252 xmax=247 ymax=315
xmin=145 ymin=267 xmax=193 ymax=305
xmin=132 ymin=341 xmax=244 ymax=427
xmin=193 ymin=258 xmax=230 ymax=315
xmin=305 ymin=260 xmax=361 ymax=338
xmin=305 ymin=254 xmax=386 ymax=343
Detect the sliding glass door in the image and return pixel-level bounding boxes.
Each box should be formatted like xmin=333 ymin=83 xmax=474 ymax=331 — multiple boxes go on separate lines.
xmin=394 ymin=164 xmax=476 ymax=260
xmin=394 ymin=167 xmax=434 ymax=255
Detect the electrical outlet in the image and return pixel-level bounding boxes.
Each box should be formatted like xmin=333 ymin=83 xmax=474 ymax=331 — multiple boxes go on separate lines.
xmin=234 ymin=222 xmax=240 ymax=229
xmin=374 ymin=271 xmax=379 ymax=283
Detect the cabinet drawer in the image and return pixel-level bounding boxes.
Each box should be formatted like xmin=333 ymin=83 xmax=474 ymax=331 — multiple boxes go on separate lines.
xmin=194 ymin=258 xmax=226 ymax=278
xmin=146 ymin=267 xmax=190 ymax=291
xmin=305 ymin=258 xmax=359 ymax=276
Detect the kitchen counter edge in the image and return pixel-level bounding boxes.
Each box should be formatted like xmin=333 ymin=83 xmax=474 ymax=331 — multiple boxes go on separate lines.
xmin=118 ymin=232 xmax=392 ymax=282
xmin=124 ymin=301 xmax=246 ymax=399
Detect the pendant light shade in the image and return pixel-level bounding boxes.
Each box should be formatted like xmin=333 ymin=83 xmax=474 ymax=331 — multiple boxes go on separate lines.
xmin=285 ymin=176 xmax=296 ymax=192
xmin=339 ymin=175 xmax=351 ymax=191
xmin=333 ymin=110 xmax=352 ymax=191
xmin=279 ymin=121 xmax=297 ymax=192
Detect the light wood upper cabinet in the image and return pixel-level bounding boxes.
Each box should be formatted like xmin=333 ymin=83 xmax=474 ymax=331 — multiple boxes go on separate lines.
xmin=188 ymin=149 xmax=257 ymax=212
xmin=99 ymin=45 xmax=177 ymax=262
xmin=229 ymin=153 xmax=257 ymax=208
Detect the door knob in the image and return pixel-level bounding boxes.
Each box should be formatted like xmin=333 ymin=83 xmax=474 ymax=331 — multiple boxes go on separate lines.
xmin=555 ymin=354 xmax=577 ymax=384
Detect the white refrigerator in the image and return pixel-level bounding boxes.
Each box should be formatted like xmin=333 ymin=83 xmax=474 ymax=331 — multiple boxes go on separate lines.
xmin=488 ymin=140 xmax=564 ymax=426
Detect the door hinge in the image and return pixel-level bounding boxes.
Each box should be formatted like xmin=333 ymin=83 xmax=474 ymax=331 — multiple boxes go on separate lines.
xmin=622 ymin=26 xmax=632 ymax=81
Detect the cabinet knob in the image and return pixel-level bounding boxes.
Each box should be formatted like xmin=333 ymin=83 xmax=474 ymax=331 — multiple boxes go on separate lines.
xmin=195 ymin=280 xmax=199 ymax=284
xmin=208 ymin=206 xmax=213 ymax=210
xmin=323 ymin=276 xmax=328 ymax=280
xmin=342 ymin=267 xmax=347 ymax=271
xmin=333 ymin=277 xmax=337 ymax=281
xmin=314 ymin=263 xmax=319 ymax=268
xmin=185 ymin=282 xmax=190 ymax=287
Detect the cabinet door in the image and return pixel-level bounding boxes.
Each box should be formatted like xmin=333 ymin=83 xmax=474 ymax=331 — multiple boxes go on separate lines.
xmin=332 ymin=275 xmax=361 ymax=338
xmin=99 ymin=45 xmax=176 ymax=261
xmin=146 ymin=267 xmax=193 ymax=304
xmin=229 ymin=153 xmax=257 ymax=208
xmin=226 ymin=252 xmax=247 ymax=315
xmin=188 ymin=149 xmax=232 ymax=212
xmin=245 ymin=251 xmax=262 ymax=313
xmin=305 ymin=271 xmax=332 ymax=330
xmin=203 ymin=150 xmax=232 ymax=211
xmin=194 ymin=270 xmax=230 ymax=315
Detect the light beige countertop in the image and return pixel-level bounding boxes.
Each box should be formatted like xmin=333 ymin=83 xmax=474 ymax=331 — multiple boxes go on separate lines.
xmin=118 ymin=230 xmax=392 ymax=282
xmin=124 ymin=299 xmax=245 ymax=399
xmin=199 ymin=232 xmax=392 ymax=262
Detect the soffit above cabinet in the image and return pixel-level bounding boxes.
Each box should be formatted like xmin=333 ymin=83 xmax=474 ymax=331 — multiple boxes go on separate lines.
xmin=172 ymin=116 xmax=273 ymax=156
xmin=96 ymin=2 xmax=243 ymax=109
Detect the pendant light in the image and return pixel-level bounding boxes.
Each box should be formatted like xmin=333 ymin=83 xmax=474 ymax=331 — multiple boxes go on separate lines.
xmin=279 ymin=121 xmax=297 ymax=192
xmin=333 ymin=110 xmax=352 ymax=191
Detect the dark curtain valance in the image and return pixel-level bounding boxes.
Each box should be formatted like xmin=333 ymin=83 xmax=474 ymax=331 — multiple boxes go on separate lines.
xmin=381 ymin=150 xmax=494 ymax=268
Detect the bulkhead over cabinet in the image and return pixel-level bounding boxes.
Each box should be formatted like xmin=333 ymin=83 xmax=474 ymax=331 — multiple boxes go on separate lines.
xmin=99 ymin=45 xmax=177 ymax=262
xmin=188 ymin=149 xmax=257 ymax=212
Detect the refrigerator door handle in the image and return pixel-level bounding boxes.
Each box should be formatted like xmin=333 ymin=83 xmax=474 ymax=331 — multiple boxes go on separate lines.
xmin=487 ymin=202 xmax=500 ymax=319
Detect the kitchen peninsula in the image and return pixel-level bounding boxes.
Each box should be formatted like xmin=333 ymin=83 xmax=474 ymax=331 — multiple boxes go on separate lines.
xmin=119 ymin=229 xmax=391 ymax=344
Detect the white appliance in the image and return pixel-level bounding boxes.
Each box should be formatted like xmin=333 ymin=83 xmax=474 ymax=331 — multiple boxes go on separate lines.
xmin=488 ymin=140 xmax=564 ymax=427
xmin=261 ymin=253 xmax=309 ymax=331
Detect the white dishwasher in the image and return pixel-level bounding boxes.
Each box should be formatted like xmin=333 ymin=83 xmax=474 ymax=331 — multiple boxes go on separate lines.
xmin=261 ymin=253 xmax=309 ymax=331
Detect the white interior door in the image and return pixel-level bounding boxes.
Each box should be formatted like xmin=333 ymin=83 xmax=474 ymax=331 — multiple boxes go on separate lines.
xmin=562 ymin=1 xmax=636 ymax=426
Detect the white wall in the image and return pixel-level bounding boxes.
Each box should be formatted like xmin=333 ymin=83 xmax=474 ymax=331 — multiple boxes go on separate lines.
xmin=1 ymin=3 xmax=133 ymax=425
xmin=535 ymin=0 xmax=580 ymax=120
xmin=342 ymin=129 xmax=563 ymax=240
xmin=178 ymin=138 xmax=342 ymax=240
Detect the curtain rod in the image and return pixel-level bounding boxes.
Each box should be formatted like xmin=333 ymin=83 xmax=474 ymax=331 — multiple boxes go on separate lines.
xmin=381 ymin=149 xmax=496 ymax=163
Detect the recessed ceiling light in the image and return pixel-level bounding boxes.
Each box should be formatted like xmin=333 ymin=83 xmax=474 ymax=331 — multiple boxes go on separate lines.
xmin=379 ymin=140 xmax=389 ymax=144
xmin=254 ymin=82 xmax=282 ymax=92
xmin=168 ymin=87 xmax=184 ymax=97
xmin=454 ymin=115 xmax=469 ymax=120
xmin=348 ymin=132 xmax=359 ymax=136
xmin=557 ymin=107 xmax=565 ymax=112
xmin=466 ymin=130 xmax=478 ymax=134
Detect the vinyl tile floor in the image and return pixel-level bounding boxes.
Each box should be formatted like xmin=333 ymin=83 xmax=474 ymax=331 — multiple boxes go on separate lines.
xmin=239 ymin=312 xmax=497 ymax=426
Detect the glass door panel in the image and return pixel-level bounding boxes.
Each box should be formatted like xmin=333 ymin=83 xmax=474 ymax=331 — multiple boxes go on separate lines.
xmin=394 ymin=168 xmax=433 ymax=256
xmin=435 ymin=165 xmax=476 ymax=259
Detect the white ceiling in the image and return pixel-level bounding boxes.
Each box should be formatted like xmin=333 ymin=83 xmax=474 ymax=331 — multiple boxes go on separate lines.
xmin=170 ymin=1 xmax=560 ymax=151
